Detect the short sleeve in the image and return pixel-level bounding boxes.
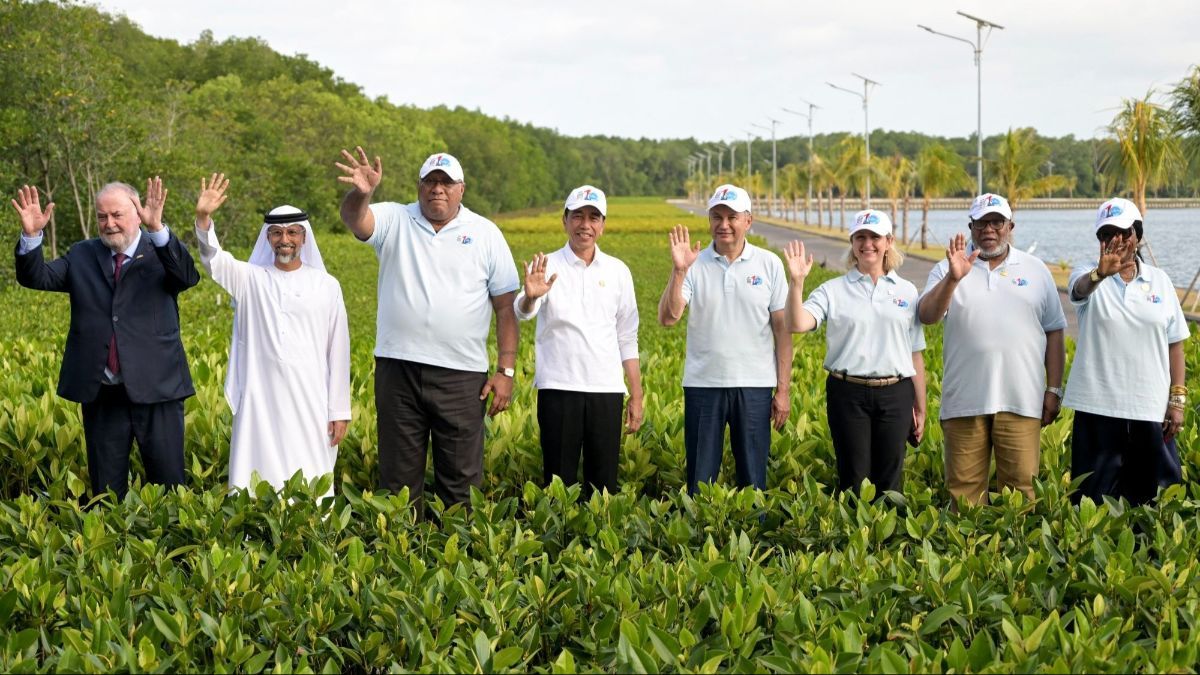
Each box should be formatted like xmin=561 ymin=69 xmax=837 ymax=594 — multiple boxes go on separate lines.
xmin=802 ymin=281 xmax=831 ymax=329
xmin=1067 ymin=264 xmax=1095 ymax=306
xmin=1038 ymin=264 xmax=1068 ymax=332
xmin=921 ymin=261 xmax=947 ymax=297
xmin=767 ymin=257 xmax=788 ymax=312
xmin=909 ymin=313 xmax=926 ymax=352
xmin=487 ymin=228 xmax=520 ymax=296
xmin=1165 ymin=273 xmax=1191 ymax=344
xmin=681 ymin=266 xmax=695 ymax=304
xmin=365 ymin=202 xmax=401 ymax=250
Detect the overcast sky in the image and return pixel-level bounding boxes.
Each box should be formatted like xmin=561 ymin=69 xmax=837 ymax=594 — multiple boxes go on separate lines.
xmin=97 ymin=0 xmax=1199 ymax=143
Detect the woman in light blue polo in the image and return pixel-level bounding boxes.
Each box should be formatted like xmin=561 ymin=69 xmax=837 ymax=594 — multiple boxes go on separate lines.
xmin=1064 ymin=198 xmax=1190 ymax=505
xmin=783 ymin=209 xmax=927 ymax=495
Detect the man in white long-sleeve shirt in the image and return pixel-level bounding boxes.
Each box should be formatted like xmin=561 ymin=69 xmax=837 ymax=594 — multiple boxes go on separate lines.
xmin=192 ymin=174 xmax=351 ymax=496
xmin=515 ymin=186 xmax=643 ymax=496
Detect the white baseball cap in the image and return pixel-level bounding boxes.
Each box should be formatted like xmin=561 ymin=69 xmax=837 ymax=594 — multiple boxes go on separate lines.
xmin=849 ymin=209 xmax=893 ymax=237
xmin=1094 ymin=197 xmax=1141 ymax=233
xmin=419 ymin=153 xmax=464 ymax=182
xmin=969 ymin=193 xmax=1013 ymax=221
xmin=707 ymin=184 xmax=752 ymax=213
xmin=564 ymin=185 xmax=607 ymax=216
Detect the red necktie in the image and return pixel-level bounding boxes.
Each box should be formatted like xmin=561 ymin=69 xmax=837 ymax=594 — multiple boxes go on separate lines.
xmin=106 ymin=253 xmax=127 ymax=376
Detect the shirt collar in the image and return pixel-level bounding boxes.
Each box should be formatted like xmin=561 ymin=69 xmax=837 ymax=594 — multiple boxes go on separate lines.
xmin=847 ymin=267 xmax=898 ymax=284
xmin=115 ymin=230 xmax=142 ymax=259
xmin=412 ymin=202 xmax=470 ymax=234
xmin=707 ymin=241 xmax=754 ymax=262
xmin=561 ymin=243 xmax=604 ymax=267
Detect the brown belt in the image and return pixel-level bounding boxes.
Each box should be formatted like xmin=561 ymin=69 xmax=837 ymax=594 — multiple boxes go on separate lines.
xmin=828 ymin=370 xmax=904 ymax=387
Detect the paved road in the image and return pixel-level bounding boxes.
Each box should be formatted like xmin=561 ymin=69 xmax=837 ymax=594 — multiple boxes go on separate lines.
xmin=671 ymin=202 xmax=1079 ymax=336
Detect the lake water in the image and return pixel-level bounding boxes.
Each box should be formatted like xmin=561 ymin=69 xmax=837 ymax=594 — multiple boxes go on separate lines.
xmin=789 ymin=207 xmax=1200 ymax=288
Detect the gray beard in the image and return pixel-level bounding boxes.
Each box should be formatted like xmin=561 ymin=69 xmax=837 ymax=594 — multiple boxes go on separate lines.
xmin=275 ymin=251 xmax=297 ymax=264
xmin=100 ymin=232 xmax=133 ymax=253
xmin=977 ymin=243 xmax=1009 ymax=260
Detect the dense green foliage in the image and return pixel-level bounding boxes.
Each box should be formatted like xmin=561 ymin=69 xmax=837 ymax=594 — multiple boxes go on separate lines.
xmin=4 ymin=1 xmax=1197 ymax=259
xmin=1 ymin=198 xmax=1198 ymax=672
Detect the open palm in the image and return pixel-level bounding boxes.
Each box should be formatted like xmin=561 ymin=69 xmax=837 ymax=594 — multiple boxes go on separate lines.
xmin=669 ymin=224 xmax=701 ymax=271
xmin=11 ymin=185 xmax=55 ymax=236
xmin=336 ymin=146 xmax=383 ymax=194
xmin=523 ymin=252 xmax=558 ymax=299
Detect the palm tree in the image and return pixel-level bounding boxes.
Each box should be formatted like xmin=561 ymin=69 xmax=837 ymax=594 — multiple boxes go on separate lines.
xmin=1107 ymin=92 xmax=1186 ymax=215
xmin=990 ymin=127 xmax=1073 ymax=209
xmin=915 ymin=143 xmax=973 ymax=248
xmin=1170 ymin=65 xmax=1200 ymax=194
xmin=876 ymin=154 xmax=914 ymax=234
xmin=779 ymin=163 xmax=803 ymax=222
xmin=807 ymin=153 xmax=829 ymax=227
xmin=831 ymin=136 xmax=865 ymax=230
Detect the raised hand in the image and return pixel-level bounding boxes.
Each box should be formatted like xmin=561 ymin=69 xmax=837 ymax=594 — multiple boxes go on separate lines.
xmin=522 ymin=253 xmax=558 ymax=300
xmin=1097 ymin=237 xmax=1136 ymax=279
xmin=11 ymin=185 xmax=55 ymax=237
xmin=195 ymin=173 xmax=230 ymax=229
xmin=669 ymin=224 xmax=702 ymax=272
xmin=132 ymin=176 xmax=168 ymax=231
xmin=946 ymin=233 xmax=979 ymax=281
xmin=335 ymin=146 xmax=383 ymax=194
xmin=783 ymin=240 xmax=814 ymax=282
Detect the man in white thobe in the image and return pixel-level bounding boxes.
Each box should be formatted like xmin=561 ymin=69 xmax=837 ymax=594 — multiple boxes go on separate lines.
xmin=192 ymin=173 xmax=352 ymax=493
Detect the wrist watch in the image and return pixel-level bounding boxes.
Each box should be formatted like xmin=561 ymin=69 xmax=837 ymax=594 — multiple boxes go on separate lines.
xmin=497 ymin=367 xmax=515 ymax=378
xmin=1088 ymin=268 xmax=1102 ymax=283
xmin=1046 ymin=386 xmax=1063 ymax=398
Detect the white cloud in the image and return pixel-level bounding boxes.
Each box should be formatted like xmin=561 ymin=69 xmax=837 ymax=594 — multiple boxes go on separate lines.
xmin=98 ymin=0 xmax=1200 ymax=141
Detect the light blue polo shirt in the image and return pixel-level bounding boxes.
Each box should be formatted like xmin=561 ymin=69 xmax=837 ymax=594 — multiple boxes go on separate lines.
xmin=1064 ymin=262 xmax=1190 ymax=422
xmin=366 ymin=202 xmax=519 ymax=372
xmin=681 ymin=242 xmax=788 ymax=387
xmin=803 ymin=269 xmax=926 ymax=378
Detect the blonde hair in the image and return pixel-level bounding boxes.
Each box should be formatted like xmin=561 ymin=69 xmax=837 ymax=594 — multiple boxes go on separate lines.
xmin=844 ymin=239 xmax=904 ymax=273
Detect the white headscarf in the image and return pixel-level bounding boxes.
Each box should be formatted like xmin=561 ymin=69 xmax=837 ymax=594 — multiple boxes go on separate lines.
xmin=247 ymin=205 xmax=326 ymax=270
xmin=224 ymin=205 xmax=326 ymax=415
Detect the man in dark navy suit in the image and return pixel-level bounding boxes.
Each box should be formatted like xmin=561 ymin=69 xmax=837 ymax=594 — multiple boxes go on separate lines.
xmin=12 ymin=179 xmax=200 ymax=498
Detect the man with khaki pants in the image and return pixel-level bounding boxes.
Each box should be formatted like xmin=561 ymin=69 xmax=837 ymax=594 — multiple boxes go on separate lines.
xmin=918 ymin=194 xmax=1066 ymax=505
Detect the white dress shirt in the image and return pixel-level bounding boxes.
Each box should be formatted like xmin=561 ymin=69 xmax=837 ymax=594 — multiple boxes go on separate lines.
xmin=515 ymin=244 xmax=639 ymax=393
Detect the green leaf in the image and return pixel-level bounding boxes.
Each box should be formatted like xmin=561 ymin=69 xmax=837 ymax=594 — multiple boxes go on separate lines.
xmin=0 ymin=590 xmax=19 ymax=626
xmin=919 ymin=604 xmax=961 ymax=636
xmin=245 ymin=649 xmax=272 ymax=673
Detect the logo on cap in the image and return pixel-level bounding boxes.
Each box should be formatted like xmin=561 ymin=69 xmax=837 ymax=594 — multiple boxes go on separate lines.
xmin=1102 ymin=203 xmax=1123 ymax=218
xmin=578 ymin=189 xmax=599 ymax=202
xmin=857 ymin=213 xmax=880 ymax=225
xmin=432 ymin=155 xmax=452 ymax=168
xmin=984 ymin=195 xmax=1001 ymax=206
xmin=718 ymin=188 xmax=737 ymax=201
xmin=746 ymin=275 xmax=762 ymax=286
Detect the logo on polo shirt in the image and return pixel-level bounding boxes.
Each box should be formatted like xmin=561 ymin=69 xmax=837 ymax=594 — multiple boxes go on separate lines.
xmin=456 ymin=235 xmax=473 ymax=245
xmin=1149 ymin=294 xmax=1162 ymax=303
xmin=1011 ymin=277 xmax=1029 ymax=287
xmin=746 ymin=275 xmax=763 ymax=286
xmin=892 ymin=297 xmax=910 ymax=308
xmin=598 ymin=279 xmax=607 ymax=288
xmin=1101 ymin=203 xmax=1123 ymax=218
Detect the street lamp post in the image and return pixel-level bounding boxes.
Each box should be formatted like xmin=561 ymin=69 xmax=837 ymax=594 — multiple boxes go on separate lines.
xmin=918 ymin=11 xmax=1004 ymax=195
xmin=828 ymin=74 xmax=880 ymax=208
xmin=728 ymin=139 xmax=738 ymax=179
xmin=742 ymin=130 xmax=753 ymax=179
xmin=783 ymin=98 xmax=821 ymax=223
xmin=752 ymin=118 xmax=781 ymax=216
xmin=691 ymin=152 xmax=707 ymax=203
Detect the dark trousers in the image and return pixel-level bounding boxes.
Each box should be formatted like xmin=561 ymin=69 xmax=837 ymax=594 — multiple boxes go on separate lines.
xmin=825 ymin=375 xmax=913 ymax=494
xmin=683 ymin=387 xmax=772 ymax=493
xmin=375 ymin=357 xmax=488 ymax=513
xmin=537 ymin=389 xmax=624 ymax=498
xmin=80 ymin=384 xmax=186 ymax=498
xmin=1071 ymin=410 xmax=1181 ymax=506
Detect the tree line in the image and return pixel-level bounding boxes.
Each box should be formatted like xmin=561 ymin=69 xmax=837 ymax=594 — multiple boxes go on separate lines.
xmin=2 ymin=1 xmax=1198 ymax=256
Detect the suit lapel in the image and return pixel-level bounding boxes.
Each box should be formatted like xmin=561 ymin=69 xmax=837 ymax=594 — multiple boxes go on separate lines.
xmin=94 ymin=240 xmax=115 ymax=288
xmin=124 ymin=234 xmax=153 ymax=281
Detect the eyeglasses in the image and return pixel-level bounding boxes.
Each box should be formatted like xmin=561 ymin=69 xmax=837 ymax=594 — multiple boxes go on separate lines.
xmin=266 ymin=227 xmax=306 ymax=239
xmin=1098 ymin=228 xmax=1134 ymax=242
xmin=420 ymin=177 xmax=462 ymax=188
xmin=969 ymin=219 xmax=1009 ymax=232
